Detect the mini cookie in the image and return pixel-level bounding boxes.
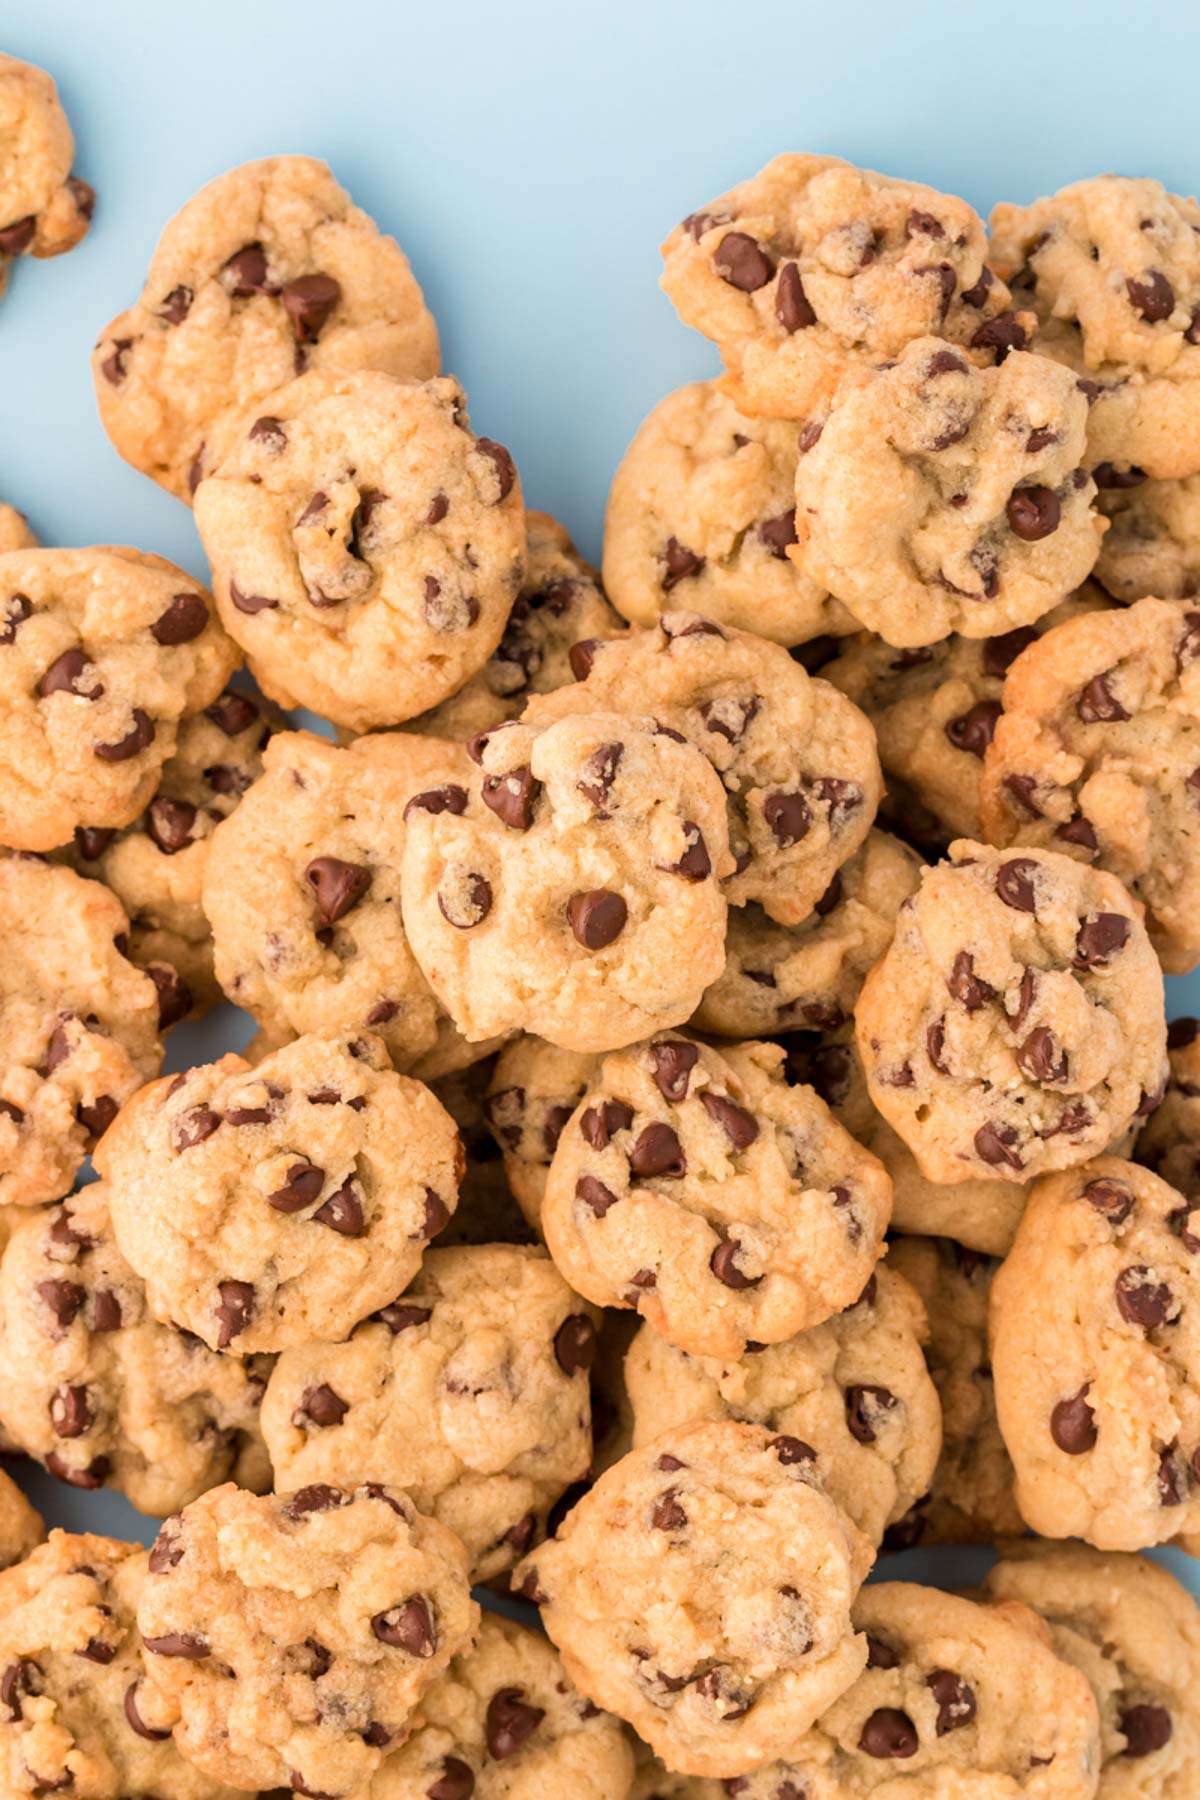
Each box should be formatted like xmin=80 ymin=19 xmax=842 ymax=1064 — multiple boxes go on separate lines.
xmin=660 ymin=154 xmax=1029 ymax=421
xmin=540 ymin=1035 xmax=890 ymax=1359
xmin=986 ymin=1542 xmax=1200 ymax=1794
xmin=0 ymin=1529 xmax=232 ymax=1800
xmin=980 ymin=596 xmax=1200 ymax=972
xmin=0 ymin=1182 xmax=268 ymax=1513
xmin=483 ymin=1037 xmax=601 ymax=1230
xmin=527 ymin=613 xmax=881 ymax=925
xmin=885 ymin=1235 xmax=1023 ymax=1548
xmin=602 ymin=380 xmax=853 ymax=646
xmin=203 ymin=728 xmax=494 ymax=1080
xmin=991 ymin=1155 xmax=1200 ymax=1550
xmin=856 ymin=840 xmax=1167 ymax=1186
xmin=94 ymin=1030 xmax=462 ymax=1354
xmin=1136 ymin=1015 xmax=1200 ymax=1203
xmin=0 ymin=504 xmax=36 ymax=553
xmin=0 ymin=1470 xmax=41 ymax=1570
xmin=428 ymin=1057 xmax=535 ymax=1247
xmin=629 ymin=1747 xmax=715 ymax=1798
xmin=62 ymin=685 xmax=283 ymax=1014
xmin=137 ymin=1482 xmax=478 ymax=1796
xmin=514 ymin=1421 xmax=873 ymax=1780
xmin=0 ymin=547 xmax=238 ymax=851
xmin=260 ymin=1244 xmax=597 ymax=1582
xmin=625 ymin=1263 xmax=940 ymax=1548
xmin=92 ymin=154 xmax=438 ymax=501
xmin=693 ymin=830 xmax=922 ymax=1039
xmin=363 ymin=1613 xmax=634 ymax=1800
xmin=824 ymin=590 xmax=1111 ymax=846
xmin=408 ymin=510 xmax=622 ymax=739
xmin=716 ymin=1583 xmax=1100 ymax=1799
xmin=400 ymin=711 xmax=732 ymax=1051
xmin=0 ymin=55 xmax=93 ymax=299
xmin=791 ymin=338 xmax=1103 ymax=648
xmin=991 ymin=175 xmax=1200 ymax=480
xmin=194 ymin=368 xmax=525 ymax=731
xmin=1095 ymin=471 xmax=1200 ymax=601
xmin=0 ymin=856 xmax=163 ymax=1208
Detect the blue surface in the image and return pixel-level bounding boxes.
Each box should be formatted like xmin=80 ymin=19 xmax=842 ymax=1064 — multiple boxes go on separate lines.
xmin=2 ymin=0 xmax=1199 ymax=1592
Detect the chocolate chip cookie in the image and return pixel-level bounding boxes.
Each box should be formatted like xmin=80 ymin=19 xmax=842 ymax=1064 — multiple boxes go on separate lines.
xmin=0 ymin=1470 xmax=40 ymax=1570
xmin=856 ymin=840 xmax=1167 ymax=1185
xmin=92 ymin=154 xmax=438 ymax=501
xmin=1136 ymin=1015 xmax=1200 ymax=1204
xmin=484 ymin=1037 xmax=601 ymax=1230
xmin=94 ymin=1030 xmax=462 ymax=1353
xmin=1094 ymin=470 xmax=1200 ymax=601
xmin=427 ymin=1055 xmax=535 ymax=1248
xmin=0 ymin=54 xmax=93 ymax=301
xmin=0 ymin=503 xmax=36 ymax=553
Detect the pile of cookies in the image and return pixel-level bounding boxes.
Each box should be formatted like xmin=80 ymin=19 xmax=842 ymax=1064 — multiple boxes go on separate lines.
xmin=2 ymin=49 xmax=1200 ymax=1799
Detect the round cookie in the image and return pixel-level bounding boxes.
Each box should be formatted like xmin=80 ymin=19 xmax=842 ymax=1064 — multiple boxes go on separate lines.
xmin=885 ymin=1235 xmax=1023 ymax=1548
xmin=540 ymin=1035 xmax=890 ymax=1360
xmin=0 ymin=546 xmax=238 ymax=851
xmin=0 ymin=55 xmax=93 ymax=299
xmin=980 ymin=596 xmax=1200 ymax=972
xmin=136 ymin=1482 xmax=478 ymax=1796
xmin=824 ymin=590 xmax=1112 ymax=846
xmin=0 ymin=1182 xmax=268 ymax=1513
xmin=362 ymin=1613 xmax=635 ymax=1800
xmin=602 ymin=380 xmax=853 ymax=646
xmin=193 ymin=368 xmax=525 ymax=731
xmin=624 ymin=1263 xmax=941 ymax=1548
xmin=1095 ymin=472 xmax=1200 ymax=601
xmin=400 ymin=710 xmax=732 ymax=1051
xmin=0 ymin=856 xmax=163 ymax=1208
xmin=991 ymin=1154 xmax=1200 ymax=1551
xmin=0 ymin=1470 xmax=41 ymax=1570
xmin=990 ymin=174 xmax=1200 ymax=480
xmin=260 ymin=1244 xmax=597 ymax=1583
xmin=513 ymin=1421 xmax=873 ymax=1780
xmin=526 ymin=613 xmax=882 ymax=925
xmin=94 ymin=1030 xmax=462 ymax=1354
xmin=483 ymin=1037 xmax=602 ymax=1230
xmin=855 ymin=839 xmax=1167 ymax=1186
xmin=693 ymin=830 xmax=922 ymax=1039
xmin=0 ymin=503 xmax=36 ymax=553
xmin=1136 ymin=1015 xmax=1200 ymax=1203
xmin=791 ymin=338 xmax=1103 ymax=648
xmin=660 ymin=153 xmax=1031 ymax=421
xmin=203 ymin=728 xmax=495 ymax=1080
xmin=986 ymin=1542 xmax=1200 ymax=1797
xmin=409 ymin=510 xmax=622 ymax=739
xmin=92 ymin=154 xmax=438 ymax=502
xmin=0 ymin=1529 xmax=234 ymax=1800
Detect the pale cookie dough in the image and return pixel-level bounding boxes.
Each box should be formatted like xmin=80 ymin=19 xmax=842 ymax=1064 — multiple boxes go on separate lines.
xmin=0 ymin=1470 xmax=41 ymax=1569
xmin=203 ymin=728 xmax=494 ymax=1080
xmin=514 ymin=1421 xmax=873 ymax=1780
xmin=0 ymin=546 xmax=238 ymax=851
xmin=991 ymin=175 xmax=1200 ymax=480
xmin=602 ymin=380 xmax=854 ymax=646
xmin=0 ymin=1530 xmax=234 ymax=1800
xmin=400 ymin=711 xmax=732 ymax=1051
xmin=856 ymin=840 xmax=1167 ymax=1186
xmin=693 ymin=830 xmax=922 ymax=1039
xmin=986 ymin=1542 xmax=1200 ymax=1797
xmin=0 ymin=856 xmax=163 ymax=1209
xmin=824 ymin=590 xmax=1112 ymax=845
xmin=136 ymin=1482 xmax=478 ymax=1797
xmin=0 ymin=1182 xmax=268 ymax=1513
xmin=94 ymin=1030 xmax=462 ymax=1354
xmin=526 ymin=612 xmax=881 ymax=925
xmin=885 ymin=1235 xmax=1023 ymax=1548
xmin=62 ymin=685 xmax=283 ymax=1014
xmin=92 ymin=154 xmax=438 ymax=502
xmin=361 ymin=1612 xmax=634 ymax=1800
xmin=980 ymin=597 xmax=1200 ymax=972
xmin=1136 ymin=1015 xmax=1200 ymax=1203
xmin=194 ymin=369 xmax=525 ymax=731
xmin=0 ymin=55 xmax=93 ymax=300
xmin=660 ymin=154 xmax=1030 ymax=421
xmin=991 ymin=1155 xmax=1200 ymax=1551
xmin=540 ymin=1035 xmax=890 ymax=1360
xmin=484 ymin=1037 xmax=601 ymax=1230
xmin=260 ymin=1244 xmax=597 ymax=1583
xmin=1095 ymin=472 xmax=1200 ymax=601
xmin=409 ymin=509 xmax=622 ymax=739
xmin=0 ymin=504 xmax=36 ymax=553
xmin=625 ymin=1263 xmax=940 ymax=1548
xmin=791 ymin=339 xmax=1103 ymax=648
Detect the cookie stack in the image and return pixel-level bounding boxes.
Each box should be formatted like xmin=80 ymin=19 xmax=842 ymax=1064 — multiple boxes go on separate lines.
xmin=1 ymin=58 xmax=1200 ymax=1796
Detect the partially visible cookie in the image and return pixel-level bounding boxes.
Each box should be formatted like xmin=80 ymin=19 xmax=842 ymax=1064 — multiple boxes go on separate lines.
xmin=1095 ymin=470 xmax=1200 ymax=601
xmin=0 ymin=1468 xmax=41 ymax=1569
xmin=0 ymin=503 xmax=36 ymax=553
xmin=0 ymin=55 xmax=93 ymax=299
xmin=483 ymin=1037 xmax=601 ymax=1230
xmin=428 ymin=1055 xmax=535 ymax=1246
xmin=92 ymin=154 xmax=438 ymax=501
xmin=1136 ymin=1015 xmax=1200 ymax=1203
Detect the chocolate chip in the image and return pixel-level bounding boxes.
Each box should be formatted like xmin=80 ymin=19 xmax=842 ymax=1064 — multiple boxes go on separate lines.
xmin=1005 ymin=484 xmax=1061 ymax=541
xmin=567 ymin=889 xmax=627 ymax=949
xmin=297 ymin=1385 xmax=348 ymax=1428
xmin=313 ymin=1183 xmax=365 ymax=1236
xmin=757 ymin=508 xmax=798 ymax=558
xmin=375 ymin=1302 xmax=433 ymax=1334
xmin=124 ymin=1680 xmax=170 ymax=1741
xmin=1017 ymin=1025 xmax=1068 ymax=1083
xmin=982 ymin=625 xmax=1038 ymax=678
xmin=770 ymin=1435 xmax=816 ymax=1468
xmin=554 ymin=1314 xmax=597 ymax=1375
xmin=974 ymin=1121 xmax=1023 ymax=1169
xmin=652 ymin=1488 xmax=687 ymax=1531
xmin=1127 ymin=270 xmax=1175 ymax=322
xmin=221 ymin=243 xmax=272 ymax=295
xmin=928 ymin=1670 xmax=976 ymax=1735
xmin=700 ymin=1091 xmax=759 ymax=1150
xmin=1084 ymin=1177 xmax=1135 ymax=1224
xmin=427 ymin=1756 xmax=475 ymax=1799
xmin=541 ymin=1104 xmax=571 ymax=1157
xmin=1120 ymin=1704 xmax=1173 ymax=1757
xmin=305 ymin=857 xmax=372 ymax=926
xmin=867 ymin=1635 xmax=900 ymax=1670
xmin=945 ymin=699 xmax=1001 ymax=757
xmin=661 ymin=536 xmax=705 ymax=590
xmin=1115 ymin=1266 xmax=1175 ymax=1328
xmin=860 ymin=1708 xmax=919 ymax=1759
xmin=948 ymin=950 xmax=995 ymax=1011
xmin=713 ymin=231 xmax=774 ymax=291
xmin=630 ymin=1123 xmax=686 ymax=1179
xmin=372 ymin=1594 xmax=436 ymax=1655
xmin=970 ymin=311 xmax=1028 ymax=359
xmin=174 ymin=1105 xmax=221 ymax=1152
xmin=100 ymin=337 xmax=132 ymax=384
xmin=1077 ymin=671 xmax=1130 ymax=723
xmin=775 ymin=262 xmax=815 ymax=332
xmin=710 ymin=1239 xmax=761 ymax=1289
xmin=147 ymin=797 xmax=197 ymax=854
xmin=437 ymin=872 xmax=492 ymax=929
xmin=268 ymin=1163 xmax=325 ymax=1212
xmin=95 ymin=709 xmax=154 ymax=762
xmin=229 ymin=582 xmax=278 ymax=615
xmin=206 ymin=692 xmax=260 ymax=736
xmin=422 ymin=1190 xmax=450 ymax=1239
xmin=568 ymin=638 xmax=600 ymax=679
xmin=280 ymin=273 xmax=341 ymax=342
xmin=579 ymin=1100 xmax=634 ymax=1151
xmin=1094 ymin=462 xmax=1147 ymax=490
xmin=50 ymin=1386 xmax=92 ymax=1438
xmin=650 ymin=1039 xmax=699 ymax=1103
xmin=0 ymin=215 xmax=37 ymax=256
xmin=46 ymin=1450 xmax=108 ymax=1488
xmin=143 ymin=1633 xmax=210 ymax=1658
xmin=576 ymin=1174 xmax=619 ymax=1217
xmin=578 ymin=741 xmax=623 ymax=810
xmin=0 ymin=594 xmax=32 ymax=645
xmin=995 ymin=858 xmax=1038 ymax=912
xmin=151 ymin=593 xmax=209 ymax=645
xmin=38 ymin=648 xmax=102 ymax=700
xmin=0 ymin=1100 xmax=24 ymax=1126
xmin=481 ymin=765 xmax=540 ymax=829
xmin=658 ymin=820 xmax=712 ymax=880
xmin=763 ymin=790 xmax=811 ymax=848
xmin=475 ymin=439 xmax=516 ymax=502
xmin=426 ymin=493 xmax=449 ymax=526
xmin=844 ymin=1384 xmax=897 ymax=1444
xmin=214 ymin=1279 xmax=255 ymax=1348
xmin=249 ymin=415 xmax=286 ymax=450
xmin=1074 ymin=913 xmax=1130 ymax=969
xmin=486 ymin=1688 xmax=545 ymax=1760
xmin=285 ymin=1484 xmax=346 ymax=1519
xmin=1050 ymin=1384 xmax=1097 ymax=1454
xmin=1056 ymin=814 xmax=1099 ymax=854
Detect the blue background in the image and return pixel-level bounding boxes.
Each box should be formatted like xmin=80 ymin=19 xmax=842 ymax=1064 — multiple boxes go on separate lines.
xmin=3 ymin=0 xmax=1199 ymax=1597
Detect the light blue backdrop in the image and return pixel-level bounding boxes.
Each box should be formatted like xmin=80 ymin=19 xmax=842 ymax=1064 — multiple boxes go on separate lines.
xmin=3 ymin=0 xmax=1198 ymax=1596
